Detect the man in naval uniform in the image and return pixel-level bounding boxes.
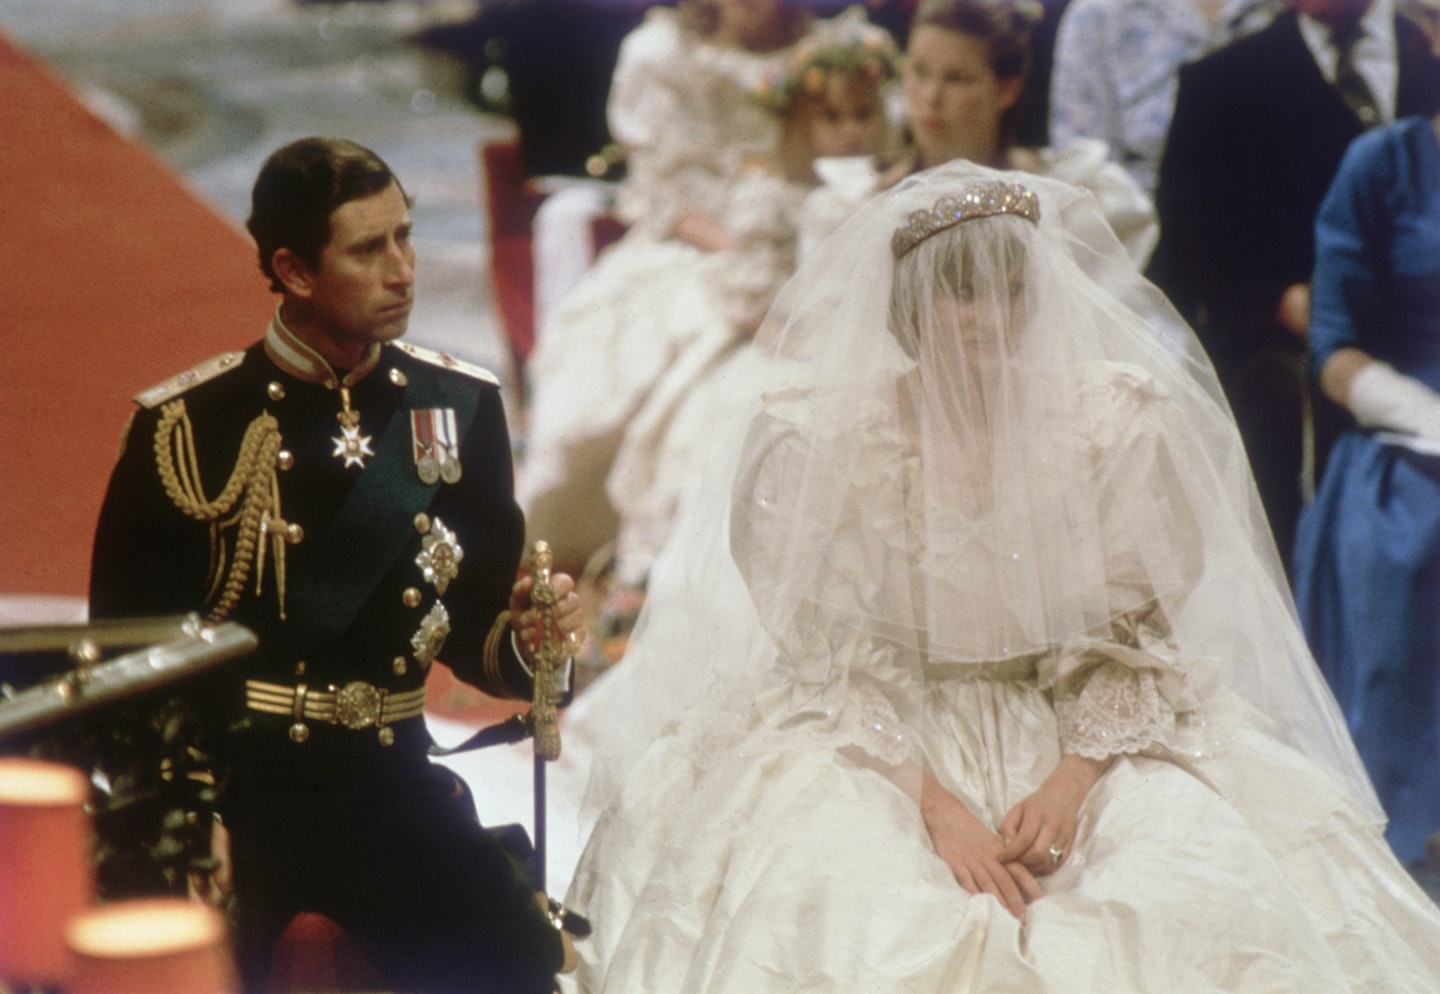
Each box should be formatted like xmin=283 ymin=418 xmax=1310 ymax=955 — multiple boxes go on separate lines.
xmin=89 ymin=137 xmax=581 ymax=994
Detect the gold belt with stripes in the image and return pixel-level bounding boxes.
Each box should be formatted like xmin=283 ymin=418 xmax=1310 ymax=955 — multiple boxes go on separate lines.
xmin=245 ymin=679 xmax=426 ymax=746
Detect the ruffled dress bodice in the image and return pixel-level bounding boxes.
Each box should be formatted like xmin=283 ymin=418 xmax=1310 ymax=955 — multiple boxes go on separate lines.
xmin=607 ymin=8 xmax=789 ymax=237
xmin=730 ymin=364 xmax=1211 ymax=773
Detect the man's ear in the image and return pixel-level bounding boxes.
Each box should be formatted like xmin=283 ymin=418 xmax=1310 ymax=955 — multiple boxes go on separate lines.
xmin=271 ymin=248 xmax=314 ymax=298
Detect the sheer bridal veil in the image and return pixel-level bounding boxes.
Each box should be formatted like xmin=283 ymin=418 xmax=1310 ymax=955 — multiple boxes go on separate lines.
xmin=573 ymin=160 xmax=1381 ymax=831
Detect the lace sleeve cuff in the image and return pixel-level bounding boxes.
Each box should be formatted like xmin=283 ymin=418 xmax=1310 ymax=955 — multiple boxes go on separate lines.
xmin=1053 ymin=658 xmax=1174 ymax=760
xmin=1043 ymin=628 xmax=1208 ymax=762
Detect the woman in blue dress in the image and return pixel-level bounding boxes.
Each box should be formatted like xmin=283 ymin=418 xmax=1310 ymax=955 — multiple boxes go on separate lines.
xmin=1293 ymin=110 xmax=1440 ymax=869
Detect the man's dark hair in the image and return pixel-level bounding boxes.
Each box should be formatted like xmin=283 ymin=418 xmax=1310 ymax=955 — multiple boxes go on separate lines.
xmin=246 ymin=137 xmax=406 ymax=292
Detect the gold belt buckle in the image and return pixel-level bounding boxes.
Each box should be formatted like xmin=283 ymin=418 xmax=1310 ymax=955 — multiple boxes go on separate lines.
xmin=333 ymin=681 xmax=384 ymax=730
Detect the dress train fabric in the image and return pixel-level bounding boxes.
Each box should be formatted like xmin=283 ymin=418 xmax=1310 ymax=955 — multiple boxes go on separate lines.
xmin=564 ymin=162 xmax=1440 ymax=993
xmin=574 ymin=693 xmax=1439 ymax=992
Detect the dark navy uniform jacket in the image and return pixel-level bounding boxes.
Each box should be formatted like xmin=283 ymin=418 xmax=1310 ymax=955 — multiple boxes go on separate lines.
xmin=89 ymin=320 xmax=564 ymax=993
xmin=91 ymin=326 xmax=535 ymax=756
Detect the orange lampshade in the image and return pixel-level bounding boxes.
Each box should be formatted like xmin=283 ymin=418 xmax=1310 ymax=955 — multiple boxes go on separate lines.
xmin=0 ymin=757 xmax=94 ymax=986
xmin=64 ymin=897 xmax=238 ymax=994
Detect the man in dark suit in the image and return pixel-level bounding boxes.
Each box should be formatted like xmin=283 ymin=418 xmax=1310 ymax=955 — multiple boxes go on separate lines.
xmin=1148 ymin=0 xmax=1440 ymax=567
xmin=90 ymin=137 xmax=582 ymax=993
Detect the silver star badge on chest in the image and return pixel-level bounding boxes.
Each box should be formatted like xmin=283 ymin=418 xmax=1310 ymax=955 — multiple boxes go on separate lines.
xmin=411 ymin=601 xmax=451 ymax=668
xmin=415 ymin=517 xmax=463 ymax=594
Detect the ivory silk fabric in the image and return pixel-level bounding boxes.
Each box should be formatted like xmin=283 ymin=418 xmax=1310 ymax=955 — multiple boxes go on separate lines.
xmin=565 ymin=162 xmax=1440 ymax=993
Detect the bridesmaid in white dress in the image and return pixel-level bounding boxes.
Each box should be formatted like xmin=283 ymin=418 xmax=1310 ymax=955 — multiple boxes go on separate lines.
xmin=603 ymin=11 xmax=903 ymax=595
xmin=564 ymin=163 xmax=1440 ymax=993
xmin=518 ymin=0 xmax=812 ymax=573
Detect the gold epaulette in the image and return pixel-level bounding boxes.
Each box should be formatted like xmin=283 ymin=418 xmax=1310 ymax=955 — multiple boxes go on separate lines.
xmin=391 ymin=341 xmax=499 ymax=387
xmin=133 ymin=352 xmax=246 ymax=409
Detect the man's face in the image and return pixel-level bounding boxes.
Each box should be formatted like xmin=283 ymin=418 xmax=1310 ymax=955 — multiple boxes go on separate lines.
xmin=302 ymin=180 xmax=415 ymax=357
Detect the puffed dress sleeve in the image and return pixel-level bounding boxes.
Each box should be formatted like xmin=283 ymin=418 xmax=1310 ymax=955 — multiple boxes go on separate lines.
xmin=729 ymin=394 xmax=922 ymax=770
xmin=1039 ymin=364 xmax=1212 ymax=762
xmin=1017 ymin=141 xmax=1159 ymax=267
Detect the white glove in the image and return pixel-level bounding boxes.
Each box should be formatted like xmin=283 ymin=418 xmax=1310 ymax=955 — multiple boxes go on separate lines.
xmin=1346 ymin=359 xmax=1440 ymax=445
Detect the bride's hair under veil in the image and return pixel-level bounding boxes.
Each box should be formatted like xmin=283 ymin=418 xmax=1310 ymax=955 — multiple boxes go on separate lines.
xmin=574 ymin=160 xmax=1381 ymax=832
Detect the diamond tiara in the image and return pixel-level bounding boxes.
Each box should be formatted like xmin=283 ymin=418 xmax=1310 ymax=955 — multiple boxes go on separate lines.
xmin=891 ymin=181 xmax=1041 ymax=259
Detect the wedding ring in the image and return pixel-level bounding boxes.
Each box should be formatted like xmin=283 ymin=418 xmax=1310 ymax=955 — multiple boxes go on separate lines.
xmin=1049 ymin=845 xmax=1064 ymax=865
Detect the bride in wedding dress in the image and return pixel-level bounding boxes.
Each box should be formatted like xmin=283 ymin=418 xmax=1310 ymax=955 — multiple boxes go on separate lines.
xmin=563 ymin=161 xmax=1440 ymax=992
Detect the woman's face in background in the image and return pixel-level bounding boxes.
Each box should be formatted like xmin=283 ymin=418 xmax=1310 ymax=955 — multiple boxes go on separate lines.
xmin=902 ymin=26 xmax=1022 ymax=169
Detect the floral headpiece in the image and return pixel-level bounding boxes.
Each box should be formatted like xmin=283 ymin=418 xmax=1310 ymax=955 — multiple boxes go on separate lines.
xmin=891 ymin=181 xmax=1040 ymax=259
xmin=753 ymin=12 xmax=900 ymax=114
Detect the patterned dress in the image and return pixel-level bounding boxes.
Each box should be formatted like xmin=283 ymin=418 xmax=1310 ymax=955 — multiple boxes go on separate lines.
xmin=1049 ymin=0 xmax=1279 ymax=194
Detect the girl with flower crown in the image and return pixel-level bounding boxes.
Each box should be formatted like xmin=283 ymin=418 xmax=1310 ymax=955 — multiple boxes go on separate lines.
xmin=560 ymin=161 xmax=1440 ymax=992
xmin=594 ymin=11 xmax=904 ymax=642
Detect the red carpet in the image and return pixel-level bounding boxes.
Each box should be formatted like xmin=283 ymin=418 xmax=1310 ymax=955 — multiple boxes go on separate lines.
xmin=0 ymin=34 xmax=273 ymax=601
xmin=0 ymin=34 xmax=526 ymax=728
xmin=426 ymin=662 xmax=529 ymax=724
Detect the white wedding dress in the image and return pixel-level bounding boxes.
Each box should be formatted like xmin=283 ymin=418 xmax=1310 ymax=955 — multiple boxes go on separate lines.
xmin=571 ymin=372 xmax=1440 ymax=992
xmin=563 ymin=164 xmax=1440 ymax=993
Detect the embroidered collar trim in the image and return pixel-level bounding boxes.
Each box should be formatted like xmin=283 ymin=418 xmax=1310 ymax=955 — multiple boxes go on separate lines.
xmin=264 ymin=309 xmax=382 ymax=390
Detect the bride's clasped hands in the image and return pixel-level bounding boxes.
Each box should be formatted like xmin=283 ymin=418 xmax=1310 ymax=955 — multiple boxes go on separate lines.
xmin=920 ymin=772 xmax=1040 ymax=921
xmin=921 ymin=752 xmax=1114 ymax=921
xmin=999 ymin=753 xmax=1115 ymax=875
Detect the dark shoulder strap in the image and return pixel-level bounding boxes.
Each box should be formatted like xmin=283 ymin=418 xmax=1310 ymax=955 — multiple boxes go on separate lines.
xmin=283 ymin=364 xmax=482 ymax=650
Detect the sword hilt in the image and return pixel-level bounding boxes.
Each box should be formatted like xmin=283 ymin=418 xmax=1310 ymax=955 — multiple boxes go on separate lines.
xmin=529 ymin=540 xmax=562 ymax=761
